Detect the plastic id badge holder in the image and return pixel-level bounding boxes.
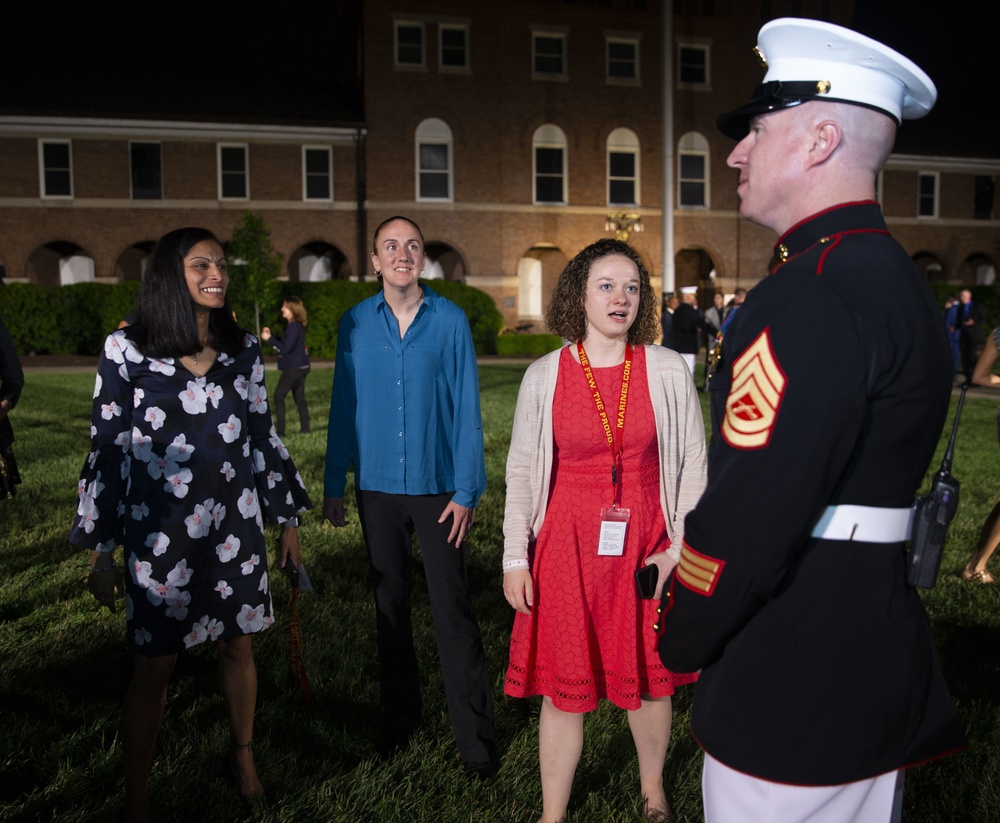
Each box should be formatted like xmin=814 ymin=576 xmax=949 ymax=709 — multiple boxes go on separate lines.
xmin=598 ymin=506 xmax=630 ymax=556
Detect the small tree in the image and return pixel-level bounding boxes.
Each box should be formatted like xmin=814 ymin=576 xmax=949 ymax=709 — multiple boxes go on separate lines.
xmin=228 ymin=212 xmax=282 ymax=338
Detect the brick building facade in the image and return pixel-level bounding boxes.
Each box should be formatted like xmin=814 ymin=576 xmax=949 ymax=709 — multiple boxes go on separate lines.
xmin=2 ymin=0 xmax=997 ymax=328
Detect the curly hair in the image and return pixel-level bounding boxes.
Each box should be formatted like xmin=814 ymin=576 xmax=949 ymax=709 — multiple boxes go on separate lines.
xmin=545 ymin=238 xmax=659 ymax=345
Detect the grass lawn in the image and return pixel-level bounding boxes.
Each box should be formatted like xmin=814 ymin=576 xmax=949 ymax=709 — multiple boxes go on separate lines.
xmin=0 ymin=363 xmax=998 ymax=822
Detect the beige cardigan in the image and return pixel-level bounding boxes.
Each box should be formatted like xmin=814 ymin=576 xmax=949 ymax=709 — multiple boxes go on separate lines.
xmin=502 ymin=344 xmax=708 ymax=572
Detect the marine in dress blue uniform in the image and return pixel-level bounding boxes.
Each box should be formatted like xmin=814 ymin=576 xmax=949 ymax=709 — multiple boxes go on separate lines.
xmin=657 ymin=18 xmax=967 ymax=822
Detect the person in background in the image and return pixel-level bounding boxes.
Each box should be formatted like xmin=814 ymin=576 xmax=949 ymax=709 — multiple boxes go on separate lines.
xmin=71 ymin=227 xmax=311 ymax=822
xmin=0 ymin=313 xmax=24 ymax=498
xmin=658 ymin=19 xmax=966 ymax=823
xmin=955 ymin=288 xmax=985 ymax=387
xmin=703 ymin=293 xmax=725 ymax=337
xmin=943 ymin=293 xmax=961 ymax=377
xmin=503 ymin=238 xmax=707 ymax=823
xmin=672 ymin=286 xmax=702 ymax=375
xmin=323 ymin=215 xmax=496 ymax=778
xmin=961 ymin=324 xmax=1000 ymax=584
xmin=261 ymin=296 xmax=311 ymax=436
xmin=660 ymin=293 xmax=678 ymax=350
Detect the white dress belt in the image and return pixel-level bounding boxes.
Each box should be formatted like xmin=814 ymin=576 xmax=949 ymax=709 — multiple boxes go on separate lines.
xmin=810 ymin=504 xmax=915 ymax=543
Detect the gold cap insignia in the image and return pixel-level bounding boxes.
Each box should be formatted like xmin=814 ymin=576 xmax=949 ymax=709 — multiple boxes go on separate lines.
xmin=753 ymin=45 xmax=767 ymax=68
xmin=817 ymin=80 xmax=831 ymax=94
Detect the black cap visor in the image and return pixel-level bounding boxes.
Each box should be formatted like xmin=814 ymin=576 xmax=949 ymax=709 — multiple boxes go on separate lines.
xmin=715 ymin=80 xmax=823 ymax=139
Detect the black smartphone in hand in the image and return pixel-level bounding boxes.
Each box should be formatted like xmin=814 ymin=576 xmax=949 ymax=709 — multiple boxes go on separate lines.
xmin=635 ymin=563 xmax=658 ymax=599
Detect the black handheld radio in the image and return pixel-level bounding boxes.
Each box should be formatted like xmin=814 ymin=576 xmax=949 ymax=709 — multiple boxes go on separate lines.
xmin=907 ymin=386 xmax=966 ymax=589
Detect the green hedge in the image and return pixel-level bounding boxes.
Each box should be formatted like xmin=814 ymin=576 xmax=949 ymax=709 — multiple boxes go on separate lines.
xmin=0 ymin=278 xmax=502 ymax=358
xmin=495 ymin=333 xmax=564 ymax=357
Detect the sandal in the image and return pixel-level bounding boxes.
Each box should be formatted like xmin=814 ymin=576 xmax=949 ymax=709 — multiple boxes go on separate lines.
xmin=961 ymin=568 xmax=995 ymax=584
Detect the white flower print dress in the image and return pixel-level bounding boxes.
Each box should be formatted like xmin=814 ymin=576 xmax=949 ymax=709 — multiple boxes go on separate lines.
xmin=71 ymin=330 xmax=312 ymax=655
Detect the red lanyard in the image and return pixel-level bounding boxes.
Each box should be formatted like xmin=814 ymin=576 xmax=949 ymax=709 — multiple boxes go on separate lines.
xmin=577 ymin=340 xmax=633 ymax=487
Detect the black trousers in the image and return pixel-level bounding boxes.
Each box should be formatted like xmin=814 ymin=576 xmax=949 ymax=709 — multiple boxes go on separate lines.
xmin=355 ymin=489 xmax=495 ymax=763
xmin=959 ymin=331 xmax=979 ymax=382
xmin=273 ymin=366 xmax=310 ymax=435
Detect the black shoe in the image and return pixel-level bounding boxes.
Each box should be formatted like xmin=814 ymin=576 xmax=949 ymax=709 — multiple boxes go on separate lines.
xmin=462 ymin=759 xmax=496 ymax=781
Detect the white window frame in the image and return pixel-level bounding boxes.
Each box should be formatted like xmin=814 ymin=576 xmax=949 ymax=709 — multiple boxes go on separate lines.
xmin=39 ymin=139 xmax=73 ymax=199
xmin=677 ymin=41 xmax=710 ymax=88
xmin=677 ymin=131 xmax=710 ymax=209
xmin=607 ymin=127 xmax=640 ymax=206
xmin=415 ymin=118 xmax=454 ymax=202
xmin=302 ymin=146 xmax=333 ymax=202
xmin=532 ymin=30 xmax=568 ymax=80
xmin=918 ymin=171 xmax=939 ymax=218
xmin=439 ymin=23 xmax=470 ymax=71
xmin=130 ymin=140 xmax=163 ymax=200
xmin=533 ymin=124 xmax=568 ymax=205
xmin=395 ymin=20 xmax=426 ymax=69
xmin=606 ymin=34 xmax=640 ymax=84
xmin=218 ymin=143 xmax=249 ymax=200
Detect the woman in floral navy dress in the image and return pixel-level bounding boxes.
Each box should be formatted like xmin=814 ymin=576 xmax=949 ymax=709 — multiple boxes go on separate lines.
xmin=71 ymin=227 xmax=311 ymax=822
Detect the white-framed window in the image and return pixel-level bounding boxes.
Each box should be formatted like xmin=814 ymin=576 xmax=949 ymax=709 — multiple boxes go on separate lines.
xmin=415 ymin=118 xmax=453 ymax=201
xmin=974 ymin=174 xmax=994 ymax=220
xmin=532 ymin=30 xmax=567 ymax=78
xmin=677 ymin=42 xmax=709 ymax=87
xmin=218 ymin=144 xmax=249 ymax=200
xmin=303 ymin=146 xmax=332 ymax=201
xmin=130 ymin=141 xmax=162 ymax=200
xmin=39 ymin=139 xmax=72 ymax=198
xmin=439 ymin=23 xmax=469 ymax=70
xmin=607 ymin=128 xmax=640 ymax=206
xmin=606 ymin=35 xmax=639 ymax=83
xmin=918 ymin=171 xmax=938 ymax=218
xmin=678 ymin=132 xmax=710 ymax=208
xmin=395 ymin=20 xmax=425 ymax=68
xmin=533 ymin=124 xmax=567 ymax=205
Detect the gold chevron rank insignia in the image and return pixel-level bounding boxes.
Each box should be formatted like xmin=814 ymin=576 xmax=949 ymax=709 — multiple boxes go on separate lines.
xmin=676 ymin=541 xmax=725 ymax=596
xmin=722 ymin=328 xmax=786 ymax=449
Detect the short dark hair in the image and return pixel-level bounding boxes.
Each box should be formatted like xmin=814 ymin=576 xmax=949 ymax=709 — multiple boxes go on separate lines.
xmin=371 ymin=215 xmax=424 ymax=254
xmin=129 ymin=227 xmax=245 ymax=358
xmin=545 ymin=238 xmax=659 ymax=345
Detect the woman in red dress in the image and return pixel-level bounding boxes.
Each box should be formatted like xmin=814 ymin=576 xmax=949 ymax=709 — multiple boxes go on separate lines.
xmin=502 ymin=239 xmax=707 ymax=823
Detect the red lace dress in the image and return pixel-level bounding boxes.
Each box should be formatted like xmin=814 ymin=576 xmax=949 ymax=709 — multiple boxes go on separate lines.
xmin=505 ymin=345 xmax=698 ymax=712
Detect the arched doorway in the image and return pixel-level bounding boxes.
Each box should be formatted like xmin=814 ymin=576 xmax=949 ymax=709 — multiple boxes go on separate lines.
xmin=912 ymin=252 xmax=948 ymax=283
xmin=26 ymin=241 xmax=94 ymax=287
xmin=424 ymin=242 xmax=466 ymax=281
xmin=516 ymin=245 xmax=569 ymax=331
xmin=115 ymin=241 xmax=156 ymax=281
xmin=287 ymin=242 xmax=351 ymax=281
xmin=674 ymin=247 xmax=719 ymax=309
xmin=960 ymin=252 xmax=996 ymax=286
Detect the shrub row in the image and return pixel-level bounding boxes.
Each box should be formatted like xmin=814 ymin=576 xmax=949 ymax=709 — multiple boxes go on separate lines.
xmin=0 ymin=279 xmax=504 ymax=359
xmin=495 ymin=333 xmax=564 ymax=357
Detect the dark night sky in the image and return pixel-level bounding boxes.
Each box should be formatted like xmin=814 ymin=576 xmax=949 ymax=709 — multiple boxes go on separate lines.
xmin=849 ymin=0 xmax=997 ymax=156
xmin=4 ymin=1 xmax=994 ymax=156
